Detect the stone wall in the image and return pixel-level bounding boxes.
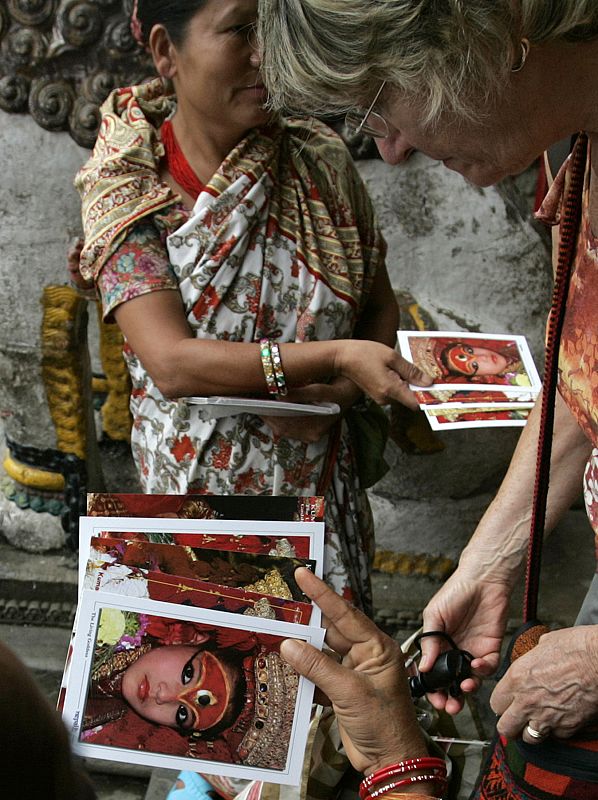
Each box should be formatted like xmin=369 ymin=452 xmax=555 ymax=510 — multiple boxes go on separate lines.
xmin=0 ymin=111 xmax=89 ymax=549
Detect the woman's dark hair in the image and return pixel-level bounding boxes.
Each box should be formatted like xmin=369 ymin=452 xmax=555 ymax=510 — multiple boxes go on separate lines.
xmin=135 ymin=0 xmax=208 ymax=47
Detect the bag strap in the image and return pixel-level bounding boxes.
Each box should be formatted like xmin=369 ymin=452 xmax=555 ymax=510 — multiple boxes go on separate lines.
xmin=523 ymin=133 xmax=588 ymax=622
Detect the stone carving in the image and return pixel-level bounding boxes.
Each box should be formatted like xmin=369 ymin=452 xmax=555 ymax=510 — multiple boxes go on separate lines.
xmin=0 ymin=0 xmax=153 ymax=147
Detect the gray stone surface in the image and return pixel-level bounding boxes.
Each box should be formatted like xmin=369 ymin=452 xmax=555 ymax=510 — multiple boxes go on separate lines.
xmin=0 ymin=111 xmax=88 ymax=448
xmin=369 ymin=490 xmax=495 ymax=562
xmin=0 ymin=494 xmax=67 ymax=551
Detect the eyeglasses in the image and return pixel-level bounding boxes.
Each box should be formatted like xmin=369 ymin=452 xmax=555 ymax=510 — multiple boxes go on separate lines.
xmin=345 ymin=81 xmax=390 ymax=139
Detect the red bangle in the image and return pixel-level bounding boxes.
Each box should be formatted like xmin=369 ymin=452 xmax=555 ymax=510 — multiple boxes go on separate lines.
xmin=359 ymin=758 xmax=447 ymax=800
xmin=368 ymin=775 xmax=447 ymax=799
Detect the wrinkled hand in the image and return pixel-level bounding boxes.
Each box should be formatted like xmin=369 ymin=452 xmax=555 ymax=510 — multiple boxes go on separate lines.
xmin=420 ymin=570 xmax=511 ymax=714
xmin=280 ymin=568 xmax=427 ymax=775
xmin=260 ymin=378 xmax=359 ymax=443
xmin=335 ymin=340 xmax=432 ymax=410
xmin=492 ymin=625 xmax=598 ymax=741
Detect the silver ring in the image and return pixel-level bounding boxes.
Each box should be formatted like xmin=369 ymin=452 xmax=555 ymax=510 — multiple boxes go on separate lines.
xmin=525 ymin=723 xmax=549 ymax=740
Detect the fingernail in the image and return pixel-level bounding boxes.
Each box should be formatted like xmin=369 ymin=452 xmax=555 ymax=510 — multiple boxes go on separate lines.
xmin=280 ymin=639 xmax=303 ymax=662
xmin=419 ymin=655 xmax=428 ymax=669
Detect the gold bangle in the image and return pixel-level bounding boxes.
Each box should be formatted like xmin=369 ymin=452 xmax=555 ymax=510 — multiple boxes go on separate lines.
xmin=260 ymin=338 xmax=278 ymax=396
xmin=270 ymin=341 xmax=288 ymax=396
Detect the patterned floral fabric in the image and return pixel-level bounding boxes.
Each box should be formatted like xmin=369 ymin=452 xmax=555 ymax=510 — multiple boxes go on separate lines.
xmin=78 ymin=80 xmax=387 ymax=611
xmin=97 ymin=216 xmax=181 ymax=320
xmin=538 ymin=141 xmax=598 ymax=560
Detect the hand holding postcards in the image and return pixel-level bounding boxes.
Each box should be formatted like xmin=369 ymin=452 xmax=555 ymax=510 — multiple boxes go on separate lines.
xmin=397 ymin=331 xmax=542 ymax=430
xmin=59 ymin=495 xmax=326 ymax=786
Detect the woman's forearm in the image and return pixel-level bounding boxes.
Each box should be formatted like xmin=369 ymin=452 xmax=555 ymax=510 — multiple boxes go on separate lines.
xmin=114 ymin=289 xmax=429 ymax=406
xmin=459 ymin=390 xmax=592 ymax=584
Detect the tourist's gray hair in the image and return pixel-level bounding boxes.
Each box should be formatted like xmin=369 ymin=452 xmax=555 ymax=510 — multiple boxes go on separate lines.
xmin=259 ymin=0 xmax=598 ymax=127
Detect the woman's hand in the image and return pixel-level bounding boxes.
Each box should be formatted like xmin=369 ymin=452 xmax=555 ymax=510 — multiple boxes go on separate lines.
xmin=259 ymin=377 xmax=360 ymax=443
xmin=334 ymin=340 xmax=432 ymax=409
xmin=66 ymin=236 xmax=94 ymax=291
xmin=280 ymin=568 xmax=428 ymax=775
xmin=420 ymin=568 xmax=511 ymax=714
xmin=491 ymin=625 xmax=598 ymax=741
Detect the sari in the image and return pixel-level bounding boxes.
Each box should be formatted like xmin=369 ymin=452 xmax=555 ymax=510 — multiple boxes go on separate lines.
xmin=76 ymin=79 xmax=387 ymax=611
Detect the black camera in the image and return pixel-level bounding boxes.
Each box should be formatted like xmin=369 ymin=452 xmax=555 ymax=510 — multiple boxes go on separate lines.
xmin=408 ymin=631 xmax=473 ymax=699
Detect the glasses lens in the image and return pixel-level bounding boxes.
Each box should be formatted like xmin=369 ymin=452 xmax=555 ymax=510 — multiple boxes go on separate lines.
xmin=345 ymin=109 xmax=388 ymax=139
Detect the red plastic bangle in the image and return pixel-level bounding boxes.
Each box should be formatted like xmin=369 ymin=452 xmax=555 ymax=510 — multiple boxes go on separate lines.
xmin=363 ymin=757 xmax=446 ymax=782
xmin=367 ymin=775 xmax=447 ymax=800
xmin=360 ymin=758 xmax=446 ymax=800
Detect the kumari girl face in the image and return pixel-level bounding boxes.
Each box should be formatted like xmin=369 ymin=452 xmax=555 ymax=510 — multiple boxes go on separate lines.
xmin=446 ymin=344 xmax=509 ymax=377
xmin=121 ymin=645 xmax=238 ymax=732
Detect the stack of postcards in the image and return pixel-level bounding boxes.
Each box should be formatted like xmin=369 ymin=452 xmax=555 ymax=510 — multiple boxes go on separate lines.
xmin=397 ymin=331 xmax=542 ymax=431
xmin=59 ymin=494 xmax=326 ymax=787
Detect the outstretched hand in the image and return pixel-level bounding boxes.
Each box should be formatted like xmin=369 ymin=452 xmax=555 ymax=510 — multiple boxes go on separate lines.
xmin=420 ymin=571 xmax=511 ymax=714
xmin=280 ymin=568 xmax=428 ymax=775
xmin=335 ymin=340 xmax=432 ymax=410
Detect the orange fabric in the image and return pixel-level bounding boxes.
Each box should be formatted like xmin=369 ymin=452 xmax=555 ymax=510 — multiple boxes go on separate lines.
xmin=524 ymin=762 xmax=570 ymax=792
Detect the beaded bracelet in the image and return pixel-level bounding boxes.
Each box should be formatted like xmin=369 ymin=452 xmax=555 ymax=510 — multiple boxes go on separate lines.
xmin=270 ymin=341 xmax=288 ymax=396
xmin=360 ymin=758 xmax=447 ymax=800
xmin=259 ymin=338 xmax=279 ymax=396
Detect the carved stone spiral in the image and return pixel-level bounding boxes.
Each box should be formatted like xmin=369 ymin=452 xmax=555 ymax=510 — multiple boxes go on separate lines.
xmin=0 ymin=6 xmax=9 ymax=43
xmin=3 ymin=25 xmax=48 ymax=68
xmin=29 ymin=77 xmax=75 ymax=131
xmin=58 ymin=0 xmax=103 ymax=49
xmin=103 ymin=18 xmax=137 ymax=58
xmin=7 ymin=0 xmax=55 ymax=28
xmin=69 ymin=95 xmax=101 ymax=148
xmin=82 ymin=70 xmax=117 ymax=105
xmin=90 ymin=0 xmax=121 ymax=8
xmin=0 ymin=73 xmax=30 ymax=112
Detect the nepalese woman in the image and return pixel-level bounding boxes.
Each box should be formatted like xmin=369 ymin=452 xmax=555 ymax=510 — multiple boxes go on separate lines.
xmin=82 ymin=613 xmax=298 ymax=770
xmin=258 ymin=0 xmax=598 ymax=763
xmin=75 ymin=0 xmax=431 ymax=615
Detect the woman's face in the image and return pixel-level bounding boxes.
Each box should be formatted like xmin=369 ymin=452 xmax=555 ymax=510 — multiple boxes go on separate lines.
xmin=121 ymin=645 xmax=240 ymax=732
xmin=373 ymin=82 xmax=554 ymax=187
xmin=446 ymin=344 xmax=509 ymax=376
xmin=158 ymin=0 xmax=268 ymax=138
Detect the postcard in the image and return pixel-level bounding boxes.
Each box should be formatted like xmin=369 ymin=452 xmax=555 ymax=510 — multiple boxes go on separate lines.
xmin=61 ymin=592 xmax=325 ymax=785
xmin=397 ymin=331 xmax=541 ymax=393
xmin=425 ymin=404 xmax=533 ymax=430
xmin=87 ymin=493 xmax=325 ymax=523
xmin=186 ymin=396 xmax=340 ymax=418
xmin=79 ymin=517 xmax=325 ymax=588
xmin=84 ymin=558 xmax=314 ymax=625
xmin=90 ymin=529 xmax=312 ymax=559
xmin=86 ymin=536 xmax=316 ymax=603
xmin=414 ymin=389 xmax=537 ymax=406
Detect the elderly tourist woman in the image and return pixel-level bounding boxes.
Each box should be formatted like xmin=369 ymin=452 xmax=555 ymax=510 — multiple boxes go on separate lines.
xmin=75 ymin=0 xmax=432 ymax=615
xmin=258 ymin=0 xmax=598 ymax=780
